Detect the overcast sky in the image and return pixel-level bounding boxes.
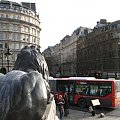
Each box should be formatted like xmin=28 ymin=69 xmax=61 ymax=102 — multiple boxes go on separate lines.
xmin=12 ymin=0 xmax=120 ymax=51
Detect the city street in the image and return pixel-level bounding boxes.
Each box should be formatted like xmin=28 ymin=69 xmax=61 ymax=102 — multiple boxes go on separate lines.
xmin=56 ymin=106 xmax=120 ymax=120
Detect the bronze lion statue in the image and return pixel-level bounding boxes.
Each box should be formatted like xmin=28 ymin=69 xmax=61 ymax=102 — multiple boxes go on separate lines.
xmin=0 ymin=46 xmax=52 ymax=120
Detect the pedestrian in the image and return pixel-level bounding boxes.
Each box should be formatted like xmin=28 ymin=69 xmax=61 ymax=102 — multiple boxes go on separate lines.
xmin=54 ymin=93 xmax=58 ymax=104
xmin=57 ymin=95 xmax=65 ymax=119
xmin=63 ymin=92 xmax=69 ymax=117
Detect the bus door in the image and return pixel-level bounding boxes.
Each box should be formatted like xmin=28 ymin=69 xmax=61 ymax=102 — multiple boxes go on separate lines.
xmin=69 ymin=83 xmax=75 ymax=104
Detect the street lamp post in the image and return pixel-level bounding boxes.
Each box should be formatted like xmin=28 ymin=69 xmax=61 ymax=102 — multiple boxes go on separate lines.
xmin=1 ymin=49 xmax=3 ymax=68
xmin=0 ymin=49 xmax=7 ymax=74
xmin=4 ymin=46 xmax=12 ymax=72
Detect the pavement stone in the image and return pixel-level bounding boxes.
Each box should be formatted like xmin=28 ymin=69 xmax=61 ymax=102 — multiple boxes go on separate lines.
xmin=56 ymin=109 xmax=120 ymax=120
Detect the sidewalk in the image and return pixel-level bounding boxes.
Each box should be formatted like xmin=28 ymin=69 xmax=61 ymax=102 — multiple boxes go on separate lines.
xmin=56 ymin=109 xmax=120 ymax=120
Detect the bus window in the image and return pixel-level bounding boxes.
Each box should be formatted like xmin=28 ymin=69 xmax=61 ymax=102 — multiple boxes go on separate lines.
xmin=90 ymin=84 xmax=111 ymax=96
xmin=70 ymin=84 xmax=74 ymax=93
xmin=90 ymin=85 xmax=99 ymax=96
xmin=76 ymin=84 xmax=89 ymax=95
xmin=58 ymin=84 xmax=66 ymax=92
xmin=76 ymin=85 xmax=83 ymax=94
xmin=99 ymin=86 xmax=112 ymax=96
xmin=58 ymin=84 xmax=68 ymax=92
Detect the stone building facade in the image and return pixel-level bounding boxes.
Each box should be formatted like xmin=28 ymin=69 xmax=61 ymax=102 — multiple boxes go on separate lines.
xmin=43 ymin=19 xmax=120 ymax=79
xmin=43 ymin=27 xmax=92 ymax=77
xmin=60 ymin=27 xmax=92 ymax=77
xmin=77 ymin=19 xmax=120 ymax=78
xmin=0 ymin=1 xmax=41 ymax=72
xmin=43 ymin=44 xmax=61 ymax=77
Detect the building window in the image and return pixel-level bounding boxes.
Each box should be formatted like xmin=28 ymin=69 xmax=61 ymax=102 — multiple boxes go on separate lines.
xmin=25 ymin=26 xmax=29 ymax=33
xmin=11 ymin=43 xmax=14 ymax=49
xmin=24 ymin=35 xmax=29 ymax=41
xmin=15 ymin=43 xmax=19 ymax=49
xmin=14 ymin=25 xmax=18 ymax=31
xmin=37 ymin=30 xmax=40 ymax=37
xmin=0 ymin=33 xmax=2 ymax=40
xmin=2 ymin=24 xmax=7 ymax=30
xmin=6 ymin=14 xmax=9 ymax=18
xmin=0 ymin=44 xmax=3 ymax=48
xmin=0 ymin=24 xmax=2 ymax=29
xmin=9 ymin=24 xmax=12 ymax=30
xmin=1 ymin=14 xmax=4 ymax=18
xmin=21 ymin=26 xmax=25 ymax=32
xmin=12 ymin=33 xmax=15 ymax=41
xmin=13 ymin=14 xmax=16 ymax=19
xmin=17 ymin=15 xmax=20 ymax=19
xmin=16 ymin=33 xmax=20 ymax=41
xmin=5 ymin=33 xmax=9 ymax=40
xmin=32 ymin=28 xmax=36 ymax=35
xmin=32 ymin=37 xmax=36 ymax=43
xmin=5 ymin=43 xmax=8 ymax=48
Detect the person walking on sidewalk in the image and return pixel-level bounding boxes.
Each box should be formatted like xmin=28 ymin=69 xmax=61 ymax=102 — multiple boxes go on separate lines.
xmin=57 ymin=95 xmax=65 ymax=119
xmin=63 ymin=92 xmax=69 ymax=117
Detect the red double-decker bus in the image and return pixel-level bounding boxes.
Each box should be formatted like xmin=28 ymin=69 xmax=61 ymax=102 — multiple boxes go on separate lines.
xmin=49 ymin=77 xmax=120 ymax=108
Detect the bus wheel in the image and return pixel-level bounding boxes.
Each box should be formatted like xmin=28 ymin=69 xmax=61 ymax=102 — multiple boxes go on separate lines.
xmin=78 ymin=98 xmax=87 ymax=108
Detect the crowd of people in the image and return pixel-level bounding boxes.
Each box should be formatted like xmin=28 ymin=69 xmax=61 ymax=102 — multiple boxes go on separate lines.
xmin=56 ymin=92 xmax=69 ymax=119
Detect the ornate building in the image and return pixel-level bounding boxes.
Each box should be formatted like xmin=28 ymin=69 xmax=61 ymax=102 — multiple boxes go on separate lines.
xmin=77 ymin=19 xmax=120 ymax=79
xmin=43 ymin=19 xmax=120 ymax=79
xmin=43 ymin=27 xmax=92 ymax=77
xmin=0 ymin=1 xmax=41 ymax=72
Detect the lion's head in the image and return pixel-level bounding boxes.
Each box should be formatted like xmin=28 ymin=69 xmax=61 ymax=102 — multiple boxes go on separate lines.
xmin=13 ymin=45 xmax=49 ymax=80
